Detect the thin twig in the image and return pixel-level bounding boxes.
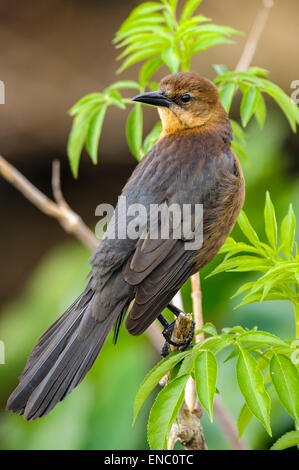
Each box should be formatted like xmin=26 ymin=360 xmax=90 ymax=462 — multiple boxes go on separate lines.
xmin=0 ymin=155 xmax=98 ymax=252
xmin=235 ymin=0 xmax=274 ymax=72
xmin=51 ymin=160 xmax=69 ymax=209
xmin=191 ymin=273 xmax=204 ymax=343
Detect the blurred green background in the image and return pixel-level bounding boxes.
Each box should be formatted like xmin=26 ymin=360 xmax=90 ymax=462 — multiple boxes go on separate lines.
xmin=0 ymin=0 xmax=298 ymax=450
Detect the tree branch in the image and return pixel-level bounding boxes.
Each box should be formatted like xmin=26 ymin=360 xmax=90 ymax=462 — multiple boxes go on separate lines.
xmin=235 ymin=0 xmax=274 ymax=72
xmin=0 ymin=155 xmax=98 ymax=252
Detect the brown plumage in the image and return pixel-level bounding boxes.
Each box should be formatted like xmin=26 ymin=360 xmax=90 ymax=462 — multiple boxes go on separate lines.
xmin=7 ymin=72 xmax=245 ymax=420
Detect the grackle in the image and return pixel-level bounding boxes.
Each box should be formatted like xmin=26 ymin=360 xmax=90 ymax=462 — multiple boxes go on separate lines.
xmin=7 ymin=72 xmax=245 ymax=420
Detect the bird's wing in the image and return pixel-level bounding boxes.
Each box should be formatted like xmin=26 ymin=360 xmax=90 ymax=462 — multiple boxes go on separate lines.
xmin=123 ymin=233 xmax=194 ymax=335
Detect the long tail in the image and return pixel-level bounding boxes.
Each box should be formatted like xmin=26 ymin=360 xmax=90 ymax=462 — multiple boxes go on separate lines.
xmin=6 ymin=285 xmax=127 ymax=421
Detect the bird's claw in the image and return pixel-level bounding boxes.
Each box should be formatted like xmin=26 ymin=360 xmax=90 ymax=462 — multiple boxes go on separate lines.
xmin=161 ymin=319 xmax=195 ymax=357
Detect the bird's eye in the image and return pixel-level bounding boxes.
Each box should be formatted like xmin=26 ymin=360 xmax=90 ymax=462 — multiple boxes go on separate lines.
xmin=181 ymin=93 xmax=191 ymax=103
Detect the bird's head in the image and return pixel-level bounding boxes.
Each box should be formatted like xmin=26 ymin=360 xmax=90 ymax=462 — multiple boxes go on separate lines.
xmin=132 ymin=72 xmax=227 ymax=135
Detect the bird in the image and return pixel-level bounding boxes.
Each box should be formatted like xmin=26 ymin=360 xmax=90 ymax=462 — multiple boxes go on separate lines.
xmin=7 ymin=72 xmax=245 ymax=420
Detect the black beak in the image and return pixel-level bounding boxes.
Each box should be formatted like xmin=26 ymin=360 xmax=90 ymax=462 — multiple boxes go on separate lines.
xmin=131 ymin=91 xmax=172 ymax=108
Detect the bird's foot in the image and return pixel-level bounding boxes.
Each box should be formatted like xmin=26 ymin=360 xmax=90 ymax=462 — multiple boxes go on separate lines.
xmin=158 ymin=311 xmax=195 ymax=357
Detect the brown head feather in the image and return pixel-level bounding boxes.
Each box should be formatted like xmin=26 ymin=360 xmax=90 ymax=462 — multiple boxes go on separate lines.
xmin=157 ymin=72 xmax=230 ymax=138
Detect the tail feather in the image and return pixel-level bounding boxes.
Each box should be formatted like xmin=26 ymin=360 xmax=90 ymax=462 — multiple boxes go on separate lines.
xmin=6 ymin=288 xmax=126 ymax=420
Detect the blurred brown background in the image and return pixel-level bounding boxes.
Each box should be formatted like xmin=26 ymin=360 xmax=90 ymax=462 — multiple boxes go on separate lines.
xmin=0 ymin=0 xmax=298 ymax=308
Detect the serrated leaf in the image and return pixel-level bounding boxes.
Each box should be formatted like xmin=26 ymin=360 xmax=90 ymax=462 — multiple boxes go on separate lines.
xmin=108 ymin=90 xmax=126 ymax=109
xmin=67 ymin=104 xmax=98 ymax=178
xmin=271 ymin=430 xmax=299 ymax=450
xmin=115 ymin=25 xmax=168 ymax=43
xmin=180 ymin=0 xmax=203 ymax=22
xmin=270 ymin=354 xmax=299 ymax=424
xmin=248 ymin=66 xmax=269 ymax=78
xmin=126 ymin=104 xmax=143 ymax=160
xmin=162 ymin=46 xmax=180 ymax=74
xmin=85 ymin=105 xmax=107 ymax=164
xmin=260 ymin=79 xmax=299 ymax=133
xmin=117 ymin=39 xmax=168 ymax=60
xmin=219 ymin=83 xmax=236 ymax=112
xmin=207 ymin=255 xmax=269 ymax=277
xmin=280 ymin=204 xmax=296 ymax=260
xmin=264 ymin=191 xmax=278 ymax=250
xmin=196 ymin=322 xmax=218 ymax=336
xmin=127 ymin=2 xmax=164 ymax=20
xmin=119 ymin=15 xmax=165 ymax=34
xmin=237 ymin=403 xmax=253 ymax=438
xmin=237 ymin=210 xmax=261 ymax=247
xmin=139 ymin=57 xmax=164 ymax=86
xmin=69 ymin=93 xmax=105 ymax=116
xmin=194 ymin=350 xmax=218 ymax=421
xmin=236 ymin=346 xmax=272 ymax=436
xmin=117 ymin=48 xmax=162 ymax=74
xmin=168 ymin=0 xmax=179 ymax=12
xmin=255 ymin=93 xmax=267 ymax=129
xmin=191 ymin=37 xmax=235 ymax=55
xmin=147 ymin=374 xmax=189 ymax=450
xmin=238 ymin=331 xmax=288 ymax=348
xmin=213 ymin=64 xmax=228 ymax=76
xmin=240 ymin=86 xmax=260 ymax=127
xmin=133 ymin=350 xmax=190 ymax=425
xmin=107 ymin=80 xmax=140 ymax=91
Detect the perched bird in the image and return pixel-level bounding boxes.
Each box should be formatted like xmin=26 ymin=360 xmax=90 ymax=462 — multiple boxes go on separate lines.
xmin=7 ymin=72 xmax=245 ymax=420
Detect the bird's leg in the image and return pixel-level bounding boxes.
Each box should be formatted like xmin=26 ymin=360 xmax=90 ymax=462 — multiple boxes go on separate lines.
xmin=158 ymin=305 xmax=195 ymax=357
xmin=167 ymin=303 xmax=184 ymax=317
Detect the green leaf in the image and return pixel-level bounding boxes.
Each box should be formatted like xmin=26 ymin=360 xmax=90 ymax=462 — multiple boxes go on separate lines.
xmin=280 ymin=204 xmax=296 ymax=260
xmin=180 ymin=0 xmax=203 ymax=22
xmin=69 ymin=93 xmax=105 ymax=116
xmin=219 ymin=83 xmax=236 ymax=112
xmin=194 ymin=350 xmax=218 ymax=421
xmin=207 ymin=255 xmax=269 ymax=277
xmin=271 ymin=430 xmax=299 ymax=450
xmin=237 ymin=331 xmax=288 ymax=348
xmin=237 ymin=210 xmax=260 ymax=247
xmin=117 ymin=39 xmax=168 ymax=60
xmin=67 ymin=104 xmax=98 ymax=178
xmin=126 ymin=2 xmax=164 ymax=20
xmin=260 ymin=79 xmax=299 ymax=133
xmin=162 ymin=46 xmax=180 ymax=74
xmin=191 ymin=37 xmax=235 ymax=55
xmin=139 ymin=57 xmax=163 ymax=86
xmin=142 ymin=121 xmax=162 ymax=155
xmin=264 ymin=191 xmax=278 ymax=250
xmin=108 ymin=90 xmax=126 ymax=109
xmin=85 ymin=105 xmax=107 ymax=164
xmin=196 ymin=322 xmax=218 ymax=336
xmin=213 ymin=64 xmax=228 ymax=76
xmin=237 ymin=403 xmax=253 ymax=438
xmin=270 ymin=354 xmax=299 ymax=423
xmin=147 ymin=374 xmax=189 ymax=450
xmin=236 ymin=346 xmax=272 ymax=435
xmin=119 ymin=15 xmax=165 ymax=34
xmin=117 ymin=48 xmax=163 ymax=74
xmin=133 ymin=350 xmax=190 ymax=425
xmin=248 ymin=66 xmax=269 ymax=78
xmin=126 ymin=104 xmax=143 ymax=160
xmin=108 ymin=80 xmax=140 ymax=91
xmin=168 ymin=0 xmax=179 ymax=12
xmin=232 ymin=140 xmax=248 ymax=163
xmin=240 ymin=86 xmax=260 ymax=127
xmin=255 ymin=93 xmax=267 ymax=129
